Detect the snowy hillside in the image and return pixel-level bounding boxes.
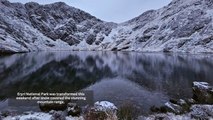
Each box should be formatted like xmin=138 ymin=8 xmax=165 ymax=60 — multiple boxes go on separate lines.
xmin=103 ymin=0 xmax=213 ymax=53
xmin=0 ymin=0 xmax=212 ymax=53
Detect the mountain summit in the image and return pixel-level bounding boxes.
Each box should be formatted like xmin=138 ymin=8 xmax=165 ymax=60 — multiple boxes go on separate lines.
xmin=0 ymin=0 xmax=212 ymax=53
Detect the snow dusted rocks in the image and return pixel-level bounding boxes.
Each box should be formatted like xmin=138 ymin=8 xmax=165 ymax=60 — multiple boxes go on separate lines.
xmin=140 ymin=105 xmax=213 ymax=120
xmin=67 ymin=103 xmax=81 ymax=117
xmin=192 ymin=82 xmax=213 ymax=104
xmin=193 ymin=82 xmax=210 ymax=89
xmin=85 ymin=101 xmax=118 ymax=120
xmin=190 ymin=105 xmax=213 ymax=119
xmin=151 ymin=99 xmax=190 ymax=115
xmin=0 ymin=101 xmax=117 ymax=120
xmin=2 ymin=112 xmax=84 ymax=120
xmin=142 ymin=105 xmax=213 ymax=120
xmin=94 ymin=101 xmax=117 ymax=112
xmin=164 ymin=101 xmax=187 ymax=114
xmin=0 ymin=0 xmax=213 ymax=53
xmin=150 ymin=82 xmax=213 ymax=118
xmin=50 ymin=111 xmax=66 ymax=120
xmin=146 ymin=82 xmax=213 ymax=120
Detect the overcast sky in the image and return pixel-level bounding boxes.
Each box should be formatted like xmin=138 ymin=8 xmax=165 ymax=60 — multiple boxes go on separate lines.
xmin=9 ymin=0 xmax=172 ymax=23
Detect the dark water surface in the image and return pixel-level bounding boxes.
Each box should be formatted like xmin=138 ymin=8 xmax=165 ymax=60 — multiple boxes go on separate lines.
xmin=0 ymin=51 xmax=213 ymax=115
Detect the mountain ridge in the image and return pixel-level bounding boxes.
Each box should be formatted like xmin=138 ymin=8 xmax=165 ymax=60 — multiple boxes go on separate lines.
xmin=0 ymin=0 xmax=212 ymax=53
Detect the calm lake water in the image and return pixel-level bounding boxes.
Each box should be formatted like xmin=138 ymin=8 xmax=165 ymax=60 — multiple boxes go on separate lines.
xmin=0 ymin=51 xmax=213 ymax=115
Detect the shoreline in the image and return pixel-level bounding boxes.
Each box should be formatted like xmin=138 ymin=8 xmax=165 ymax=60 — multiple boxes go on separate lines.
xmin=1 ymin=104 xmax=213 ymax=120
xmin=1 ymin=82 xmax=213 ymax=120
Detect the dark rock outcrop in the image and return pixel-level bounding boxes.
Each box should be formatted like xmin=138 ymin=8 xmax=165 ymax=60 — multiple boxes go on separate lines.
xmin=150 ymin=82 xmax=213 ymax=115
xmin=67 ymin=103 xmax=81 ymax=117
xmin=39 ymin=103 xmax=67 ymax=112
xmin=147 ymin=82 xmax=213 ymax=119
xmin=50 ymin=111 xmax=66 ymax=120
xmin=192 ymin=82 xmax=213 ymax=104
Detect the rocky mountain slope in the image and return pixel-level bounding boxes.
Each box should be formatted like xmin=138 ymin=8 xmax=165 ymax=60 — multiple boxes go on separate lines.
xmin=0 ymin=0 xmax=116 ymax=53
xmin=0 ymin=0 xmax=212 ymax=53
xmin=105 ymin=0 xmax=213 ymax=53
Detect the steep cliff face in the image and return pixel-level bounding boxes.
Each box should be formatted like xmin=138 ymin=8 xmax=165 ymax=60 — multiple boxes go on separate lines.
xmin=0 ymin=1 xmax=68 ymax=52
xmin=0 ymin=0 xmax=116 ymax=52
xmin=0 ymin=0 xmax=212 ymax=53
xmin=104 ymin=0 xmax=213 ymax=53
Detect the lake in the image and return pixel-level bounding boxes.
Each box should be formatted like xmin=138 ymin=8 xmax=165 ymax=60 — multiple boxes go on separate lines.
xmin=0 ymin=51 xmax=213 ymax=115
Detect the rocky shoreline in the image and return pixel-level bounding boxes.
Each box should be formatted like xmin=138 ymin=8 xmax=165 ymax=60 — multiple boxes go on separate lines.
xmin=1 ymin=101 xmax=118 ymax=120
xmin=1 ymin=82 xmax=213 ymax=120
xmin=141 ymin=82 xmax=213 ymax=120
xmin=140 ymin=104 xmax=213 ymax=120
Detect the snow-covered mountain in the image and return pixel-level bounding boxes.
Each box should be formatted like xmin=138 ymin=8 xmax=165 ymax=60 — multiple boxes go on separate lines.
xmin=104 ymin=0 xmax=213 ymax=53
xmin=0 ymin=0 xmax=212 ymax=53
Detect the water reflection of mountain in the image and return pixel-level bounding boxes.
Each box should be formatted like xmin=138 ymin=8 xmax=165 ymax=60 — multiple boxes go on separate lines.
xmin=0 ymin=51 xmax=213 ymax=100
xmin=0 ymin=52 xmax=115 ymax=98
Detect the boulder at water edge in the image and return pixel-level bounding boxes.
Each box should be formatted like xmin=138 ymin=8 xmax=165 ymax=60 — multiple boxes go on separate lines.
xmin=192 ymin=82 xmax=213 ymax=104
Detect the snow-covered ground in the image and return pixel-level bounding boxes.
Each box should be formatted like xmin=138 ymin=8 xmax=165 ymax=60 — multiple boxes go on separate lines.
xmin=1 ymin=101 xmax=117 ymax=120
xmin=3 ymin=112 xmax=84 ymax=120
xmin=2 ymin=104 xmax=213 ymax=120
xmin=139 ymin=105 xmax=213 ymax=120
